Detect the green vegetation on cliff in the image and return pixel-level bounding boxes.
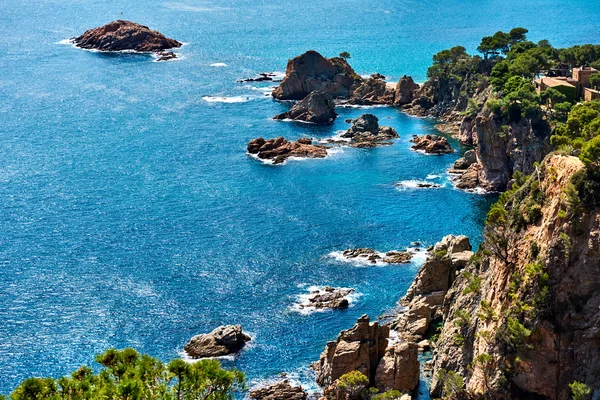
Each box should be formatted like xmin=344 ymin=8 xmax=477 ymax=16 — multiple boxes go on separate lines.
xmin=5 ymin=348 xmax=245 ymax=400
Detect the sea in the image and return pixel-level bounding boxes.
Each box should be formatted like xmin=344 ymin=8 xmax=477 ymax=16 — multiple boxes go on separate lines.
xmin=1 ymin=0 xmax=598 ymax=396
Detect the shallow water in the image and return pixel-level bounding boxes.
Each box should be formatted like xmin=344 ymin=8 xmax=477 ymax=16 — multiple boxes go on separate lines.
xmin=1 ymin=0 xmax=599 ymax=395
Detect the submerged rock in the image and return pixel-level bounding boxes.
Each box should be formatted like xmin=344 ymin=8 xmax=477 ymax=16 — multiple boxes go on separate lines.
xmin=184 ymin=325 xmax=251 ymax=358
xmin=247 ymin=137 xmax=328 ymax=164
xmin=238 ymin=72 xmax=282 ymax=82
xmin=156 ymin=51 xmax=177 ymax=62
xmin=249 ymin=380 xmax=307 ymax=400
xmin=301 ymin=286 xmax=354 ymax=310
xmin=73 ymin=20 xmax=182 ymax=52
xmin=341 ymin=114 xmax=398 ymax=147
xmin=274 ymin=91 xmax=337 ymax=124
xmin=410 ymin=134 xmax=453 ymax=154
xmin=272 ymin=50 xmax=362 ymax=100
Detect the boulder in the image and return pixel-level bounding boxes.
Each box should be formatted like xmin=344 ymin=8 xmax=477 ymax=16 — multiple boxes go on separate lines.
xmin=73 ymin=20 xmax=182 ymax=52
xmin=315 ymin=315 xmax=389 ymax=387
xmin=156 ymin=51 xmax=177 ymax=62
xmin=274 ymin=91 xmax=336 ymax=124
xmin=301 ymin=287 xmax=354 ymax=310
xmin=374 ymin=342 xmax=420 ymax=392
xmin=341 ymin=114 xmax=398 ymax=146
xmin=455 ymin=163 xmax=482 ymax=190
xmin=349 ymin=78 xmax=395 ymax=105
xmin=453 ymin=149 xmax=477 ymax=170
xmin=272 ymin=50 xmax=362 ymax=100
xmin=184 ymin=325 xmax=251 ymax=358
xmin=341 ymin=248 xmax=412 ymax=264
xmin=383 ymin=251 xmax=413 ymax=264
xmin=410 ymin=134 xmax=453 ymax=154
xmin=247 ymin=137 xmax=328 ymax=164
xmin=249 ymin=380 xmax=307 ymax=400
xmin=394 ymin=76 xmax=419 ymax=106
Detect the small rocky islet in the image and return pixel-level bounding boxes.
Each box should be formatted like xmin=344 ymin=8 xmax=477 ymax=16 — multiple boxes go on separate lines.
xmin=72 ymin=20 xmax=182 ymax=60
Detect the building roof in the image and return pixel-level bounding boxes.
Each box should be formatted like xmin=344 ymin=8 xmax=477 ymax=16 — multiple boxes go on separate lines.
xmin=536 ymin=77 xmax=576 ymax=88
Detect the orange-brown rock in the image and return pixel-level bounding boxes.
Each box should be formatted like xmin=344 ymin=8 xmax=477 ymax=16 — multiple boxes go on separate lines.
xmin=73 ymin=20 xmax=182 ymax=52
xmin=247 ymin=137 xmax=328 ymax=164
xmin=410 ymin=134 xmax=454 ymax=154
xmin=274 ymin=91 xmax=337 ymax=124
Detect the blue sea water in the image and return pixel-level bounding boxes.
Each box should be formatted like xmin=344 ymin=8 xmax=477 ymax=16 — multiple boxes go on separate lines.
xmin=1 ymin=0 xmax=599 ymax=396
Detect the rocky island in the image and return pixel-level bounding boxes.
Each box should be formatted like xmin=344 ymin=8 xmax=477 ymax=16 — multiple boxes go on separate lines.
xmin=72 ymin=20 xmax=182 ymax=59
xmin=274 ymin=90 xmax=337 ymax=124
xmin=247 ymin=137 xmax=328 ymax=164
xmin=339 ymin=114 xmax=399 ymax=148
xmin=184 ymin=325 xmax=251 ymax=358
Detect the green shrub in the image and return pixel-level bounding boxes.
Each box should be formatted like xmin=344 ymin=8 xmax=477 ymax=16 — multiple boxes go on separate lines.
xmin=337 ymin=371 xmax=369 ymax=398
xmin=569 ymin=381 xmax=592 ymax=400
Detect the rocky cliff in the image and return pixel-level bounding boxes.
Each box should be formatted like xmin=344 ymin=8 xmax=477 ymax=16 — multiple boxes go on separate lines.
xmin=429 ymin=154 xmax=600 ymax=399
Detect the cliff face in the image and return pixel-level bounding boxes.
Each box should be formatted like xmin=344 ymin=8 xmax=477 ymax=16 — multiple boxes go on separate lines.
xmin=430 ymin=154 xmax=600 ymax=399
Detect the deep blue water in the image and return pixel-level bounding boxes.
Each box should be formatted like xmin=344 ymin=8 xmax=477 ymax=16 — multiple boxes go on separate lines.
xmin=1 ymin=0 xmax=599 ymax=395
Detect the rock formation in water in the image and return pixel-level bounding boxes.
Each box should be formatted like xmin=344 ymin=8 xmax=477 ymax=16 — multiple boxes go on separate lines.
xmin=314 ymin=315 xmax=420 ymax=397
xmin=274 ymin=91 xmax=337 ymax=124
xmin=394 ymin=75 xmax=420 ymax=106
xmin=340 ymin=114 xmax=399 ymax=148
xmin=342 ymin=248 xmax=412 ymax=264
xmin=184 ymin=325 xmax=251 ymax=358
xmin=73 ymin=20 xmax=182 ymax=53
xmin=249 ymin=380 xmax=307 ymax=400
xmin=410 ymin=134 xmax=454 ymax=154
xmin=300 ymin=286 xmax=354 ymax=310
xmin=272 ymin=50 xmax=363 ymax=100
xmin=426 ymin=154 xmax=600 ymax=399
xmin=349 ymin=77 xmax=395 ymax=105
xmin=247 ymin=137 xmax=328 ymax=164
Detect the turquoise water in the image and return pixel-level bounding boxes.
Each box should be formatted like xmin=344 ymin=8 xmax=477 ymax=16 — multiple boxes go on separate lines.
xmin=1 ymin=0 xmax=599 ymax=395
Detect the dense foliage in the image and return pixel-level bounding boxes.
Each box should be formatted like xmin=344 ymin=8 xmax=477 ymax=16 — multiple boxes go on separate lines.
xmin=5 ymin=349 xmax=245 ymax=400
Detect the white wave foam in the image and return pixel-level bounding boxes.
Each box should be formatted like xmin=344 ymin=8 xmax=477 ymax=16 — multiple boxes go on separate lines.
xmin=203 ymin=96 xmax=250 ymax=103
xmin=336 ymin=103 xmax=389 ymax=109
xmin=327 ymin=250 xmax=389 ymax=266
xmin=318 ymin=130 xmax=351 ymax=144
xmin=57 ymin=39 xmax=74 ymax=45
xmin=408 ymin=246 xmax=429 ymax=265
xmin=178 ymin=350 xmax=236 ymax=363
xmin=426 ymin=174 xmax=440 ymax=179
xmin=395 ymin=180 xmax=443 ymax=190
xmin=210 ymin=62 xmax=228 ymax=67
xmin=291 ymin=285 xmax=359 ymax=315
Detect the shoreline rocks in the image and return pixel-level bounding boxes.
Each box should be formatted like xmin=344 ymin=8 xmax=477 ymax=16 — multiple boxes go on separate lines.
xmin=274 ymin=91 xmax=337 ymax=124
xmin=238 ymin=72 xmax=282 ymax=83
xmin=249 ymin=381 xmax=307 ymax=400
xmin=340 ymin=114 xmax=399 ymax=148
xmin=73 ymin=20 xmax=181 ymax=54
xmin=272 ymin=50 xmax=362 ymax=100
xmin=341 ymin=248 xmax=412 ymax=264
xmin=247 ymin=137 xmax=328 ymax=164
xmin=184 ymin=325 xmax=251 ymax=358
xmin=410 ymin=134 xmax=453 ymax=154
xmin=348 ymin=77 xmax=395 ymax=105
xmin=300 ymin=286 xmax=354 ymax=310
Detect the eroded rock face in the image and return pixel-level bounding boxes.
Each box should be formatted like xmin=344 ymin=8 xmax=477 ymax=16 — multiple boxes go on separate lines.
xmin=349 ymin=77 xmax=395 ymax=105
xmin=73 ymin=20 xmax=182 ymax=52
xmin=394 ymin=76 xmax=419 ymax=106
xmin=184 ymin=325 xmax=251 ymax=358
xmin=274 ymin=91 xmax=336 ymax=124
xmin=375 ymin=342 xmax=420 ymax=393
xmin=249 ymin=380 xmax=307 ymax=400
xmin=272 ymin=51 xmax=362 ymax=100
xmin=411 ymin=134 xmax=454 ymax=154
xmin=453 ymin=149 xmax=477 ymax=170
xmin=391 ymin=235 xmax=473 ymax=341
xmin=315 ymin=315 xmax=390 ymax=387
xmin=247 ymin=137 xmax=328 ymax=164
xmin=454 ymin=163 xmax=483 ymax=190
xmin=341 ymin=114 xmax=398 ymax=147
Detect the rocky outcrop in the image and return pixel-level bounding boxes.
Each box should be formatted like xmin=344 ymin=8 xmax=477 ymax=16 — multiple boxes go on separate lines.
xmin=73 ymin=20 xmax=182 ymax=53
xmin=453 ymin=163 xmax=483 ymax=190
xmin=249 ymin=381 xmax=307 ymax=400
xmin=394 ymin=76 xmax=419 ymax=106
xmin=272 ymin=51 xmax=362 ymax=100
xmin=341 ymin=114 xmax=398 ymax=147
xmin=410 ymin=134 xmax=453 ymax=154
xmin=184 ymin=325 xmax=251 ymax=358
xmin=274 ymin=91 xmax=336 ymax=124
xmin=349 ymin=77 xmax=395 ymax=105
xmin=391 ymin=235 xmax=473 ymax=341
xmin=341 ymin=248 xmax=412 ymax=264
xmin=238 ymin=73 xmax=282 ymax=82
xmin=299 ymin=287 xmax=354 ymax=310
xmin=453 ymin=149 xmax=477 ymax=170
xmin=314 ymin=315 xmax=419 ymax=395
xmin=430 ymin=155 xmax=600 ymax=399
xmin=248 ymin=137 xmax=328 ymax=164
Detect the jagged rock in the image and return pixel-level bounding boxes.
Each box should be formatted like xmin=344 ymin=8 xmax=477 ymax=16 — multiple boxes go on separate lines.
xmin=272 ymin=50 xmax=362 ymax=100
xmin=395 ymin=76 xmax=419 ymax=106
xmin=341 ymin=114 xmax=398 ymax=146
xmin=383 ymin=251 xmax=413 ymax=264
xmin=453 ymin=149 xmax=477 ymax=170
xmin=375 ymin=342 xmax=420 ymax=393
xmin=249 ymin=380 xmax=307 ymax=400
xmin=238 ymin=73 xmax=281 ymax=82
xmin=274 ymin=91 xmax=336 ymax=124
xmin=184 ymin=325 xmax=251 ymax=358
xmin=156 ymin=51 xmax=177 ymax=61
xmin=301 ymin=287 xmax=354 ymax=310
xmin=315 ymin=315 xmax=389 ymax=387
xmin=349 ymin=78 xmax=395 ymax=105
xmin=371 ymin=73 xmax=387 ymax=80
xmin=455 ymin=163 xmax=482 ymax=190
xmin=73 ymin=20 xmax=182 ymax=52
xmin=411 ymin=134 xmax=453 ymax=154
xmin=247 ymin=137 xmax=328 ymax=164
xmin=430 ymin=155 xmax=599 ymax=399
xmin=341 ymin=249 xmax=412 ymax=264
